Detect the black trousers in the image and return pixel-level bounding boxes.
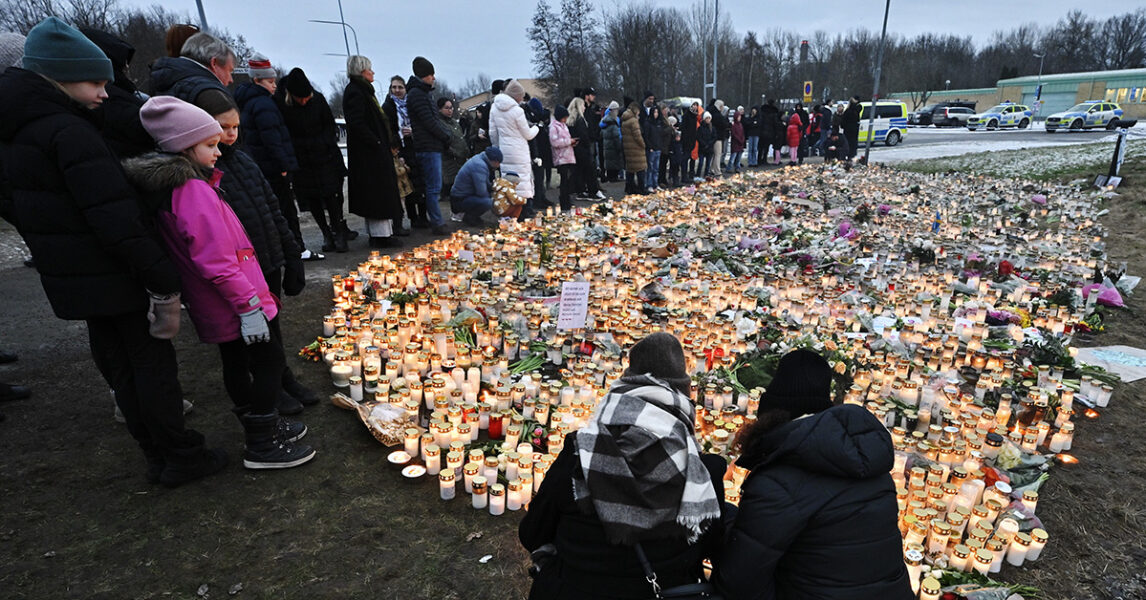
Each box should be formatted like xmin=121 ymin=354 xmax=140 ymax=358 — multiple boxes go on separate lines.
xmin=264 ymin=269 xmax=302 ymax=393
xmin=557 ymin=164 xmax=575 ymax=211
xmin=218 ymin=316 xmax=286 ymax=415
xmin=268 ymin=173 xmax=304 ymax=253
xmin=296 ymin=188 xmax=345 ymax=235
xmin=87 ymin=312 xmax=205 ymax=459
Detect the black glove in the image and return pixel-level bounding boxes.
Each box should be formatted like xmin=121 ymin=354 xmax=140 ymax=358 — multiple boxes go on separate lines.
xmin=283 ymin=258 xmax=305 ymax=296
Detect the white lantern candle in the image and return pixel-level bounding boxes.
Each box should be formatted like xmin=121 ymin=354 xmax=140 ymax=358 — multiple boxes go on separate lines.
xmin=1027 ymin=528 xmax=1048 ymax=560
xmin=424 ymin=444 xmax=441 ymax=475
xmin=1006 ymin=532 xmax=1031 ymax=566
xmin=489 ymin=483 xmax=506 ymax=515
xmin=349 ymin=376 xmax=363 ymax=401
xmin=439 ymin=468 xmax=456 ymax=500
xmin=330 ymin=364 xmax=353 ymax=387
xmin=471 ymin=475 xmax=489 ymax=509
xmin=507 ymin=479 xmax=523 ymax=511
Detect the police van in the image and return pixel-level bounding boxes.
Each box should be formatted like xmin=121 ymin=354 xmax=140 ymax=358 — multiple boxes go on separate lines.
xmin=857 ymin=101 xmax=909 ymax=146
xmin=966 ymin=102 xmax=1033 ymax=131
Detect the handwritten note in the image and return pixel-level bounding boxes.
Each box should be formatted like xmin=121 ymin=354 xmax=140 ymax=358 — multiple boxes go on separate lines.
xmin=557 ymin=282 xmax=590 ymax=331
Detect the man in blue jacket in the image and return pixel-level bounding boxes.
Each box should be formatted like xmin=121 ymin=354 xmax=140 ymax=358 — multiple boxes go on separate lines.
xmin=450 ymin=146 xmax=501 ymax=226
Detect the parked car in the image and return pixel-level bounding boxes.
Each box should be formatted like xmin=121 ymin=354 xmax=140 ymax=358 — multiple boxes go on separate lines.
xmin=966 ymin=103 xmax=1033 ymax=131
xmin=908 ymin=101 xmax=976 ymax=126
xmin=1044 ymin=101 xmax=1124 ymax=133
xmin=858 ymin=101 xmax=909 ymax=146
xmin=932 ymin=106 xmax=975 ymax=127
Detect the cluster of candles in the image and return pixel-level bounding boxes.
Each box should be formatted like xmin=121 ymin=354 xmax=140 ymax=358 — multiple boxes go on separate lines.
xmin=320 ymin=167 xmax=1111 ymax=589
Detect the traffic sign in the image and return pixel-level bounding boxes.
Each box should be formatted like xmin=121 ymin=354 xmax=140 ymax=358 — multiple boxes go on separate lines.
xmin=803 ymin=81 xmax=813 ymax=103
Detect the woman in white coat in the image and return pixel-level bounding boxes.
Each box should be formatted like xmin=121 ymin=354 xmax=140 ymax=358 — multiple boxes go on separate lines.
xmin=489 ymin=79 xmax=539 ymax=203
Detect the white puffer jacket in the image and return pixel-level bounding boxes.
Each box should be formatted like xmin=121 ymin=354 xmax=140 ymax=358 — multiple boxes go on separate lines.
xmin=488 ymin=93 xmax=539 ymax=198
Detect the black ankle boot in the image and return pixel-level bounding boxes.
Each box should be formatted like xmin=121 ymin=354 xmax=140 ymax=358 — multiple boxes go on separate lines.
xmin=241 ymin=413 xmax=316 ymax=470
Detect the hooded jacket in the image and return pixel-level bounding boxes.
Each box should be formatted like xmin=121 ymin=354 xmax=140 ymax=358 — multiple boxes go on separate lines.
xmin=450 ymin=152 xmax=496 ymax=200
xmin=714 ymin=404 xmax=912 ymax=600
xmin=149 ymin=56 xmax=228 ymax=104
xmin=82 ymin=28 xmax=154 ymax=159
xmin=214 ymin=143 xmax=298 ymax=274
xmin=786 ymin=113 xmax=803 ymax=148
xmin=620 ymin=105 xmax=646 ymax=172
xmin=278 ymin=89 xmax=346 ymax=199
xmin=488 ymin=92 xmax=538 ymax=198
xmin=234 ymin=82 xmax=299 ymax=177
xmin=549 ymin=117 xmax=575 ymax=166
xmin=405 ymin=75 xmax=450 ymax=154
xmin=0 ymin=67 xmax=179 ymax=319
xmin=123 ymin=153 xmax=278 ymax=344
xmin=439 ymin=111 xmax=470 ymax=190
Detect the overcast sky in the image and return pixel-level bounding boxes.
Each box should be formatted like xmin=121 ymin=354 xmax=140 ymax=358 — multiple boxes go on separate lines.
xmin=121 ymin=0 xmax=1129 ymax=96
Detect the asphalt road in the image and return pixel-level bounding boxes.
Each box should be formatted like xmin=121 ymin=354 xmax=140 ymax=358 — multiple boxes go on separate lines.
xmin=893 ymin=123 xmax=1116 ymax=147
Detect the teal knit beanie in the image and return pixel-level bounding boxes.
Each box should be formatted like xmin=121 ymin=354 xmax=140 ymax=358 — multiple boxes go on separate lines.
xmin=22 ymin=17 xmax=113 ymax=82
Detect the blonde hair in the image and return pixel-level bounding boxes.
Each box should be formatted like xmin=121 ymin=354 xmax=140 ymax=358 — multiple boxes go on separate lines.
xmin=567 ymin=97 xmax=586 ymax=122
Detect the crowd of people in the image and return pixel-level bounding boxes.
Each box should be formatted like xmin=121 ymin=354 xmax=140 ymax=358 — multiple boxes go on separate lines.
xmin=0 ymin=16 xmax=912 ymax=597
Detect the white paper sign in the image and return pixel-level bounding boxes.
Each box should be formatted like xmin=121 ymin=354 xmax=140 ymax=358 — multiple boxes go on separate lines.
xmin=557 ymin=282 xmax=591 ymax=331
xmin=458 ymin=250 xmax=475 ymax=262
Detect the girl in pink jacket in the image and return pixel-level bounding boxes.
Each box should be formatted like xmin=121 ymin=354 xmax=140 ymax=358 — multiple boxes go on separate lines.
xmin=549 ymin=105 xmax=577 ymax=212
xmin=130 ymin=96 xmax=316 ymax=471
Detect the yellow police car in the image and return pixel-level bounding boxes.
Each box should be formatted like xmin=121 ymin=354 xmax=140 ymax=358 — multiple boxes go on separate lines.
xmin=966 ymin=103 xmax=1033 ymax=131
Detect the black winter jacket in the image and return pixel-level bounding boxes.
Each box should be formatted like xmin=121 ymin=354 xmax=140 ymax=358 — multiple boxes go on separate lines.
xmin=405 ymin=76 xmax=449 ymax=154
xmin=215 ymin=144 xmax=299 ymax=273
xmin=714 ymin=404 xmax=912 ymax=600
xmin=81 ymin=28 xmax=154 ymax=159
xmin=148 ymin=56 xmax=228 ymax=103
xmin=278 ymin=91 xmax=346 ymax=199
xmin=696 ymin=122 xmax=716 ymax=156
xmin=0 ymin=67 xmax=179 ymax=319
xmin=342 ymin=76 xmax=402 ymax=220
xmin=842 ymin=102 xmax=862 ymax=134
xmin=235 ymin=82 xmax=299 ymax=177
xmin=520 ymin=434 xmax=727 ymax=600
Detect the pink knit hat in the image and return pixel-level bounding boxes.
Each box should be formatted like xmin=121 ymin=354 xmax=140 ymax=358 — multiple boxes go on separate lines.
xmin=139 ymin=96 xmax=223 ymax=153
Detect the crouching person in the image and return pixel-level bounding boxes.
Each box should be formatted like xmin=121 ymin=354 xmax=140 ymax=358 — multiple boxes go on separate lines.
xmin=449 ymin=146 xmax=501 ymax=227
xmin=520 ymin=333 xmax=727 ymax=600
xmin=127 ymin=96 xmax=316 ymax=470
xmin=0 ymin=17 xmax=226 ymax=486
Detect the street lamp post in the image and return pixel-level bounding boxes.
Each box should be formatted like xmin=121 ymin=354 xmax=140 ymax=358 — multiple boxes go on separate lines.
xmin=310 ymin=19 xmax=359 ymax=57
xmin=194 ymin=0 xmax=209 ymax=31
xmin=862 ymin=0 xmax=891 ymax=166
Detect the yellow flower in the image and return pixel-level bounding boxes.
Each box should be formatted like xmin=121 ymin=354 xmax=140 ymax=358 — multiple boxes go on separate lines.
xmin=834 ymin=361 xmax=847 ymax=374
xmin=824 ymin=339 xmax=839 ymax=352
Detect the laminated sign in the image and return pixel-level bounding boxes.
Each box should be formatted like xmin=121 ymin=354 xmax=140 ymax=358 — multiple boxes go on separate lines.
xmin=557 ymin=282 xmax=590 ymax=330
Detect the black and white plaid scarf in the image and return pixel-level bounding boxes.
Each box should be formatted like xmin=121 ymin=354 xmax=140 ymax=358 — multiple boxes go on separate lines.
xmin=572 ymin=374 xmax=721 ymax=544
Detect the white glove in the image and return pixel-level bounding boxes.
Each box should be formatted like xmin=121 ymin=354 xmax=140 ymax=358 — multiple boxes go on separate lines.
xmin=533 ymin=157 xmax=542 ymax=167
xmin=239 ymin=308 xmax=270 ymax=345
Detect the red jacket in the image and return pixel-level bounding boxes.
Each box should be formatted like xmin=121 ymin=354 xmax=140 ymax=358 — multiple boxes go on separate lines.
xmin=786 ymin=114 xmax=803 ymax=148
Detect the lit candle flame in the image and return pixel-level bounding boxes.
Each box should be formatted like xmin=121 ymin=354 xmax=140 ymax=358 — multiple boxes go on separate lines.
xmin=1084 ymin=408 xmax=1100 ymax=419
xmin=1056 ymin=453 xmax=1079 ymax=465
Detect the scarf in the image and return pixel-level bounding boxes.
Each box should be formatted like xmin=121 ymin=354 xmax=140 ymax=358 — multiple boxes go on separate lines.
xmin=392 ymin=95 xmax=410 ymax=140
xmin=573 ymin=374 xmax=720 ymax=545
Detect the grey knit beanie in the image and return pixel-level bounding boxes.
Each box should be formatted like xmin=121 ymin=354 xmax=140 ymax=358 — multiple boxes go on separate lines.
xmin=0 ymin=31 xmax=25 ymax=68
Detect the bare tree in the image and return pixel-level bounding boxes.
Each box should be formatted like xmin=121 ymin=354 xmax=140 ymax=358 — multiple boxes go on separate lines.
xmin=457 ymin=72 xmax=493 ymax=99
xmin=1101 ymin=9 xmax=1146 ymax=70
xmin=327 ymin=73 xmax=349 ymax=118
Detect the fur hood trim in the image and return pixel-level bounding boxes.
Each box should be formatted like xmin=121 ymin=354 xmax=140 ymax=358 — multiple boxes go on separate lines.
xmin=122 ymin=152 xmax=211 ymax=193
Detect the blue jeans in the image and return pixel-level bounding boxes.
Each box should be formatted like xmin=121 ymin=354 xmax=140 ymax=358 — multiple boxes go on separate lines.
xmin=416 ymin=151 xmax=444 ymax=226
xmin=454 ymin=194 xmax=492 ymax=219
xmin=746 ymin=136 xmax=759 ymax=166
xmin=645 ymin=151 xmax=661 ymax=188
xmin=729 ymin=151 xmax=743 ymax=172
xmin=699 ymin=153 xmax=713 ymax=176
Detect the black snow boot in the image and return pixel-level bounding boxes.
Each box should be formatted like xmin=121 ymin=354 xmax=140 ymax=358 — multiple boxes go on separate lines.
xmin=159 ymin=446 xmax=229 ymax=488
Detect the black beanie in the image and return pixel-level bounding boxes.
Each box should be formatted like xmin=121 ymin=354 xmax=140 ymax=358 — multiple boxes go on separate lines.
xmin=492 ymin=79 xmax=505 ymax=95
xmin=412 ymin=56 xmax=435 ymax=78
xmin=285 ymin=67 xmax=313 ymax=98
xmin=761 ymin=349 xmax=834 ymax=416
xmin=195 ymin=88 xmax=237 ymax=117
xmin=623 ymin=333 xmax=690 ymax=395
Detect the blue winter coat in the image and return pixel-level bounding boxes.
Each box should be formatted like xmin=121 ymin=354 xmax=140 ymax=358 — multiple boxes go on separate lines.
xmin=234 ymin=82 xmax=298 ymax=177
xmin=450 ymin=153 xmax=495 ymax=199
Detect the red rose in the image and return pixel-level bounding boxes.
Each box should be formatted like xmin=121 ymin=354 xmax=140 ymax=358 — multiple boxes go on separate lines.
xmin=999 ymin=260 xmax=1014 ymax=276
